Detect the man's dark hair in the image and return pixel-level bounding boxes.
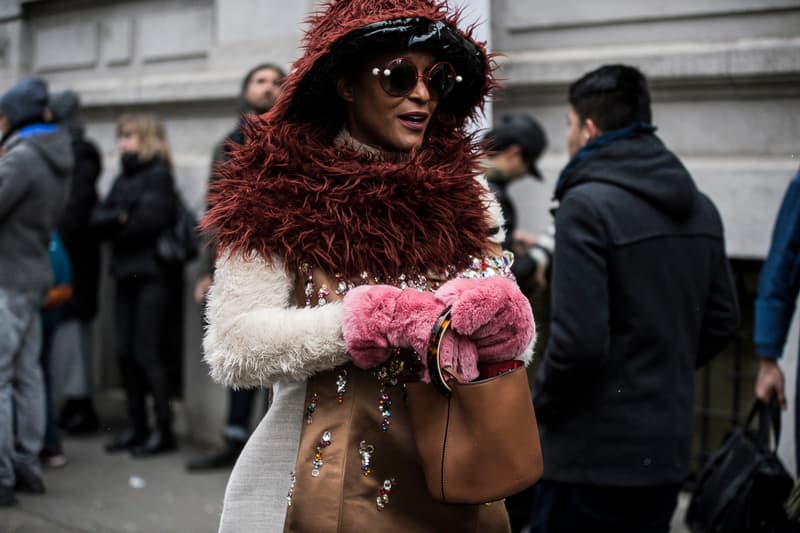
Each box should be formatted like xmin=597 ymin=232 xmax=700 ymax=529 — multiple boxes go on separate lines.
xmin=568 ymin=64 xmax=652 ymax=132
xmin=482 ymin=114 xmax=547 ymax=178
xmin=240 ymin=63 xmax=286 ymax=95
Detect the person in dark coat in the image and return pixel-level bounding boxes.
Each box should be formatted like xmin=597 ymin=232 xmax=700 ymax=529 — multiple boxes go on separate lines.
xmin=482 ymin=113 xmax=552 ymax=298
xmin=92 ymin=113 xmax=179 ymax=457
xmin=753 ymin=165 xmax=800 ymax=471
xmin=530 ymin=64 xmax=741 ymax=533
xmin=185 ymin=63 xmax=285 ymax=472
xmin=481 ymin=114 xmax=551 ymax=533
xmin=48 ymin=90 xmax=103 ymax=436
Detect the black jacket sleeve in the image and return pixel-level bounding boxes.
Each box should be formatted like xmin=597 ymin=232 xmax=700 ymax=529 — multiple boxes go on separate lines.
xmin=60 ymin=141 xmax=101 ymax=241
xmin=534 ymin=193 xmax=609 ymax=417
xmin=696 ymin=250 xmax=740 ymax=367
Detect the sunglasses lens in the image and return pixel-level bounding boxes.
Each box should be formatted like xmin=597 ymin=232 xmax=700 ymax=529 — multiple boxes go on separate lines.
xmin=382 ymin=59 xmax=418 ymax=97
xmin=428 ymin=63 xmax=455 ymax=101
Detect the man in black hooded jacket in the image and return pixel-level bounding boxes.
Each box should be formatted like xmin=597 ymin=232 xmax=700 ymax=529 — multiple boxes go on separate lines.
xmin=530 ymin=65 xmax=740 ymax=532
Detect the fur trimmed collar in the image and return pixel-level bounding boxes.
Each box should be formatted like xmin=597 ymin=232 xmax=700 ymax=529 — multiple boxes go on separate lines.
xmin=204 ymin=118 xmax=493 ymax=279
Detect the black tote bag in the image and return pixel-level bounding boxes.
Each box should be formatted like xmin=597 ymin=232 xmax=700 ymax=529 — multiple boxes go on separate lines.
xmin=156 ymin=190 xmax=199 ymax=265
xmin=686 ymin=398 xmax=795 ymax=533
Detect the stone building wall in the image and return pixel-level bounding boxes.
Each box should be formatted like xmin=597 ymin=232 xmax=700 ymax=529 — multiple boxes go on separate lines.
xmin=494 ymin=0 xmax=800 ymax=259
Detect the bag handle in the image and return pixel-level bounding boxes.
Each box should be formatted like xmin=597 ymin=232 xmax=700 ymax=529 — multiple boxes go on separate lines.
xmin=745 ymin=397 xmax=782 ymax=450
xmin=426 ymin=306 xmax=454 ymax=397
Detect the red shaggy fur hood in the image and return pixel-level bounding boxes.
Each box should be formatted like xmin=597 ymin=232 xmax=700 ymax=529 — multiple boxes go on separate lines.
xmin=203 ymin=0 xmax=498 ymax=279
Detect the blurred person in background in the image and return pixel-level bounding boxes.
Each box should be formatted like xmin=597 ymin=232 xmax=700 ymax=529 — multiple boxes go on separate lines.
xmin=753 ymin=165 xmax=800 ymax=473
xmin=0 ymin=77 xmax=73 ymax=505
xmin=481 ymin=113 xmax=551 ymax=532
xmin=91 ymin=113 xmax=179 ymax=457
xmin=530 ymin=64 xmax=740 ymax=532
xmin=482 ymin=113 xmax=552 ymax=298
xmin=187 ymin=63 xmax=285 ymax=472
xmin=38 ymin=230 xmax=73 ymax=468
xmin=48 ymin=90 xmax=103 ymax=437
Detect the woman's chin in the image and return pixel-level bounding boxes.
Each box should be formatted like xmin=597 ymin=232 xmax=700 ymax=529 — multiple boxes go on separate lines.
xmin=389 ymin=133 xmax=426 ymax=153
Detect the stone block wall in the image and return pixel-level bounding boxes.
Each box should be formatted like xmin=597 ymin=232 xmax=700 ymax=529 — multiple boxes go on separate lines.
xmin=492 ymin=0 xmax=800 ymax=260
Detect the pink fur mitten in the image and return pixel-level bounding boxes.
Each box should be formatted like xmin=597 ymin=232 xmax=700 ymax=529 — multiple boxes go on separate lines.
xmin=341 ymin=285 xmax=402 ymax=369
xmin=384 ymin=288 xmax=447 ymax=357
xmin=341 ymin=285 xmax=480 ymax=381
xmin=434 ymin=277 xmax=535 ymax=362
xmin=436 ymin=331 xmax=480 ymax=382
xmin=385 ymin=289 xmax=480 ymax=382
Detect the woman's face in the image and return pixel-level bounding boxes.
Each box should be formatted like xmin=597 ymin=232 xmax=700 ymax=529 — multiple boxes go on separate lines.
xmin=340 ymin=49 xmax=440 ymax=153
xmin=117 ymin=125 xmax=140 ymax=155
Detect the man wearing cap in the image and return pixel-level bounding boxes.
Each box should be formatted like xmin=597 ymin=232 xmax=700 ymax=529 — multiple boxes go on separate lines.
xmin=0 ymin=77 xmax=73 ymax=505
xmin=482 ymin=114 xmax=552 ymax=297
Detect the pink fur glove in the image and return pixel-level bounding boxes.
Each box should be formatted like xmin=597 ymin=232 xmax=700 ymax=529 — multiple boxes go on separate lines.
xmin=341 ymin=285 xmax=401 ymax=369
xmin=341 ymin=285 xmax=480 ymax=381
xmin=434 ymin=277 xmax=535 ymax=363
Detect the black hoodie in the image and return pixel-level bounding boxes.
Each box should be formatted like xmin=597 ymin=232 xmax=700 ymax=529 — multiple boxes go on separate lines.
xmin=534 ymin=129 xmax=740 ymax=486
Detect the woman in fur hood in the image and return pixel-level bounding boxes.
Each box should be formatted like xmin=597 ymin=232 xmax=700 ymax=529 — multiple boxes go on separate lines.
xmin=202 ymin=1 xmax=535 ymax=531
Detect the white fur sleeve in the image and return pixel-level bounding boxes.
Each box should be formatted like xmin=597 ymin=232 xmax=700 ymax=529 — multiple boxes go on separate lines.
xmin=475 ymin=174 xmax=506 ymax=245
xmin=203 ymin=249 xmax=349 ymax=387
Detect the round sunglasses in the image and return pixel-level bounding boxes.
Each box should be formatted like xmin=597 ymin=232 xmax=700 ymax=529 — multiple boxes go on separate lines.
xmin=370 ymin=58 xmax=463 ymax=101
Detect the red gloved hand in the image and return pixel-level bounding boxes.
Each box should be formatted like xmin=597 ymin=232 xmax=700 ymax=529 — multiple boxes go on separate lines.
xmin=435 ymin=276 xmax=535 ymax=363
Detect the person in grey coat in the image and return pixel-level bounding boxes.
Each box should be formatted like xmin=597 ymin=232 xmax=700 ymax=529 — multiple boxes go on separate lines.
xmin=0 ymin=77 xmax=73 ymax=506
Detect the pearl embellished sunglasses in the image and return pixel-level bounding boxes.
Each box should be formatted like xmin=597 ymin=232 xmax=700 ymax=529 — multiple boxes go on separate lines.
xmin=371 ymin=57 xmax=463 ymax=101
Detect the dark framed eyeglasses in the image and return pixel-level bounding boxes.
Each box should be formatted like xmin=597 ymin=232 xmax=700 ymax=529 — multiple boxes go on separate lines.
xmin=370 ymin=57 xmax=463 ymax=101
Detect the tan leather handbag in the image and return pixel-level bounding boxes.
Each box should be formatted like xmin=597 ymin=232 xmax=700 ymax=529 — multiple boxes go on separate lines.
xmin=405 ymin=307 xmax=543 ymax=504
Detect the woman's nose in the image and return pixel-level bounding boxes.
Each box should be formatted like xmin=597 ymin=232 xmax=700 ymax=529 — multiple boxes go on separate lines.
xmin=407 ymin=77 xmax=431 ymax=103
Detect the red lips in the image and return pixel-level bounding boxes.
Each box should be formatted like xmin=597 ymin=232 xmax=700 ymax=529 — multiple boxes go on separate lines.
xmin=398 ymin=112 xmax=429 ymax=131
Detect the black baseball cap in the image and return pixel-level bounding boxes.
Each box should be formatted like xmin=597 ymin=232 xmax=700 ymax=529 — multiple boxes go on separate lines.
xmin=483 ymin=114 xmax=548 ymax=179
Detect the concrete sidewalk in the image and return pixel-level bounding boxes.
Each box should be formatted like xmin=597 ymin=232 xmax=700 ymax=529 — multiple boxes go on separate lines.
xmin=2 ymin=432 xmax=229 ymax=533
xmin=1 ymin=430 xmax=692 ymax=533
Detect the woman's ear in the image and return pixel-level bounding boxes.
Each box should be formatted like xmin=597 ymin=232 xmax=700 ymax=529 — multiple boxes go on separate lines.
xmin=336 ymin=74 xmax=355 ymax=103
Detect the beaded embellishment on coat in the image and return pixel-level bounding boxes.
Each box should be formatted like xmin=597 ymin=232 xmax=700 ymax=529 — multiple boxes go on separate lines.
xmin=376 ymin=478 xmax=396 ymax=511
xmin=299 ymin=252 xmax=514 ymax=308
xmin=336 ymin=370 xmax=348 ymax=404
xmin=286 ymin=472 xmax=296 ymax=507
xmin=359 ymin=441 xmax=374 ymax=477
xmin=311 ymin=430 xmax=332 ymax=477
xmin=372 ymin=349 xmax=422 ymax=432
xmin=305 ymin=393 xmax=319 ymax=424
